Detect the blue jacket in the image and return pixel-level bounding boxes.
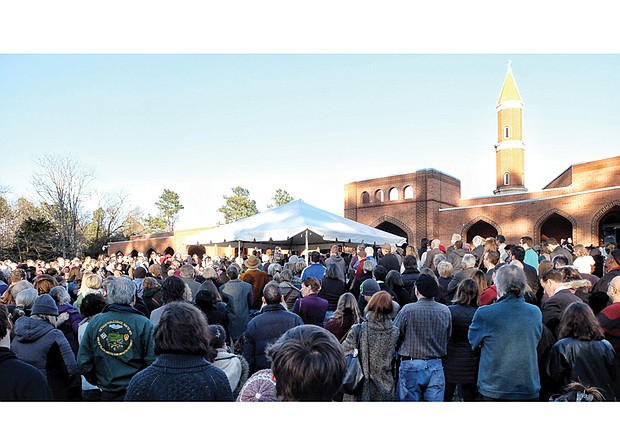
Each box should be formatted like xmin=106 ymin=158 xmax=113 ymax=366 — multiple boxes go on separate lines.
xmin=468 ymin=293 xmax=542 ymax=400
xmin=242 ymin=304 xmax=303 ymax=373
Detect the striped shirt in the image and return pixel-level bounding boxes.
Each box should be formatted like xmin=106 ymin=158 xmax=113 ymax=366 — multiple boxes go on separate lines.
xmin=393 ymin=298 xmax=452 ymax=359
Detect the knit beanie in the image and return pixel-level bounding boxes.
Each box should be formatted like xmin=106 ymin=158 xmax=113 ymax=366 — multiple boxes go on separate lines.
xmin=31 ymin=293 xmax=59 ymax=316
xmin=236 ymin=369 xmax=278 ymax=402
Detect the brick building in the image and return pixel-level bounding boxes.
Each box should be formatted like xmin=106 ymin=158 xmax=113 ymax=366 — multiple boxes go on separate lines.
xmin=344 ymin=64 xmax=620 ymax=248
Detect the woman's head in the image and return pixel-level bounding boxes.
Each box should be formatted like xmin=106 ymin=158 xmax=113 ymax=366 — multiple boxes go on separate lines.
xmin=453 ymin=278 xmax=478 ymax=306
xmin=557 ymin=301 xmax=604 ymax=341
xmin=161 ymin=276 xmax=190 ymax=304
xmin=365 ymin=291 xmax=393 ymax=321
xmin=33 ymin=274 xmax=58 ymax=295
xmin=81 ymin=272 xmax=102 ymax=291
xmin=142 ymin=277 xmax=160 ymax=291
xmin=154 ymin=301 xmax=212 ymax=356
xmin=301 ymin=277 xmax=321 ymax=295
xmin=80 ymin=293 xmax=108 ymax=318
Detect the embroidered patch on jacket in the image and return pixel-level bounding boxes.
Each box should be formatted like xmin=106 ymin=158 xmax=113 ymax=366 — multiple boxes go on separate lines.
xmin=97 ymin=320 xmax=134 ymax=356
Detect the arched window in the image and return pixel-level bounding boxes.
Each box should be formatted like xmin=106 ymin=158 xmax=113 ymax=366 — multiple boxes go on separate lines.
xmin=375 ymin=189 xmax=384 ymax=203
xmin=404 ymin=185 xmax=414 ymax=199
xmin=504 ymin=172 xmax=510 ymax=185
xmin=361 ymin=191 xmax=370 ymax=204
xmin=389 ymin=187 xmax=399 ymax=201
xmin=504 ymin=126 xmax=510 ymax=139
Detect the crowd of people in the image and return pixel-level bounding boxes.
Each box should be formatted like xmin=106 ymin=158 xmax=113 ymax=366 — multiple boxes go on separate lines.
xmin=1 ymin=233 xmax=619 ymax=402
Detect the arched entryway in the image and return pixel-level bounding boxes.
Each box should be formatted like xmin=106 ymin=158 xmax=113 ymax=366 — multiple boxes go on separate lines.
xmin=187 ymin=244 xmax=206 ymax=259
xmin=163 ymin=246 xmax=175 ymax=256
xmin=465 ymin=220 xmax=498 ymax=243
xmin=376 ymin=221 xmax=408 ymax=244
xmin=539 ymin=212 xmax=573 ymax=243
xmin=129 ymin=249 xmax=139 ymax=258
xmin=598 ymin=205 xmax=620 ymax=245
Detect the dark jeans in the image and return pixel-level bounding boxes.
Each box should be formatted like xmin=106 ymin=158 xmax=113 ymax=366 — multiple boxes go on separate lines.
xmin=444 ymin=382 xmax=478 ymax=402
xmin=478 ymin=394 xmax=539 ymax=402
xmin=82 ymin=389 xmax=102 ymax=402
xmin=101 ymin=390 xmax=126 ymax=401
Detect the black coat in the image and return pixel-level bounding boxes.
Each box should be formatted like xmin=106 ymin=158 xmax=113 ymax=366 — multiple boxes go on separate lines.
xmin=541 ymin=289 xmax=582 ymax=336
xmin=401 ymin=268 xmax=420 ymax=294
xmin=444 ymin=304 xmax=479 ymax=384
xmin=546 ymin=337 xmax=618 ymax=401
xmin=319 ymin=277 xmax=346 ymax=312
xmin=0 ymin=347 xmax=53 ymax=401
xmin=242 ymin=304 xmax=303 ymax=373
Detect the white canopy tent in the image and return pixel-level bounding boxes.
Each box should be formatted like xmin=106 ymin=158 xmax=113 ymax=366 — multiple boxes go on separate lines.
xmin=183 ymin=199 xmax=406 ymax=254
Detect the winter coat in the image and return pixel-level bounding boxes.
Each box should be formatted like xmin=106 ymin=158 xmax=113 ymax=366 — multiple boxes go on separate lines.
xmin=325 ymin=254 xmax=347 ymax=282
xmin=546 ymin=337 xmax=618 ymax=401
xmin=219 ymin=279 xmax=252 ymax=341
xmin=447 ymin=248 xmax=466 ymax=272
xmin=212 ymin=348 xmax=250 ymax=398
xmin=11 ymin=316 xmax=80 ymax=401
xmin=444 ymin=304 xmax=479 ymax=384
xmin=124 ymin=354 xmax=234 ymax=401
xmin=142 ymin=287 xmax=163 ymax=314
xmin=240 ymin=268 xmax=270 ymax=310
xmin=57 ymin=303 xmax=83 ymax=355
xmin=242 ymin=303 xmax=303 ymax=374
xmin=280 ymin=281 xmax=301 ymax=311
xmin=541 ymin=289 xmax=582 ymax=336
xmin=469 ymin=293 xmax=542 ymax=400
xmin=77 ymin=303 xmax=156 ymax=393
xmin=342 ymin=319 xmax=399 ymax=401
xmin=0 ymin=347 xmax=53 ymax=401
xmin=292 ymin=293 xmax=328 ymax=326
xmin=325 ymin=310 xmax=358 ymax=342
xmin=318 ymin=277 xmax=346 ymax=312
xmin=400 ymin=268 xmax=420 ymax=294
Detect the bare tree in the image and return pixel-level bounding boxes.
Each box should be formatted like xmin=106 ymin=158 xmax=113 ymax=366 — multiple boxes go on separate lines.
xmin=31 ymin=154 xmax=94 ymax=258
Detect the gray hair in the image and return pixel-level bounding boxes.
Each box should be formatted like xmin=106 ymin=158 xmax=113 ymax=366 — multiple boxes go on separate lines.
xmin=263 ymin=281 xmax=282 ymax=304
xmin=363 ymin=259 xmax=376 ymax=273
xmin=494 ymin=264 xmax=527 ymax=297
xmin=268 ymin=262 xmax=282 ymax=276
xmin=433 ymin=254 xmax=447 ymax=268
xmin=49 ymin=286 xmax=71 ymax=305
xmin=15 ymin=287 xmax=38 ymax=309
xmin=462 ymin=254 xmax=477 ymax=269
xmin=106 ymin=276 xmax=136 ymax=305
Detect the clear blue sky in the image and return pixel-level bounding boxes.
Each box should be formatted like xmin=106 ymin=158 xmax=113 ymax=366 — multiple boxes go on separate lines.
xmin=1 ymin=5 xmax=619 ymax=231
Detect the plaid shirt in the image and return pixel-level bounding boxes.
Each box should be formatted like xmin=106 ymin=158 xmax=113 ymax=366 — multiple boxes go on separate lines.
xmin=393 ymin=298 xmax=452 ymax=359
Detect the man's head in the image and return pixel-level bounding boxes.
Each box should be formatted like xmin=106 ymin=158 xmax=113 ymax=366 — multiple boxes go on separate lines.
xmin=544 ymin=237 xmax=560 ymax=250
xmin=472 ymin=235 xmax=483 ymax=247
xmin=520 ymin=236 xmax=534 ymax=249
xmin=310 ymin=251 xmax=321 ymax=264
xmin=461 ymin=254 xmax=477 ymax=269
xmin=511 ymin=245 xmax=526 ymax=262
xmin=160 ymin=275 xmax=188 ymax=304
xmin=552 ymin=255 xmax=570 ymax=268
xmin=266 ymin=325 xmax=346 ymax=401
xmin=262 ymin=281 xmax=282 ymax=305
xmin=403 ymin=255 xmax=418 ymax=270
xmin=495 ymin=234 xmax=506 ymax=245
xmin=373 ymin=265 xmax=388 ymax=282
xmin=414 ymin=273 xmax=439 ymax=299
xmin=381 ymin=244 xmax=392 ymax=255
xmin=607 ymin=276 xmax=620 ymax=303
xmin=330 ymin=245 xmax=339 ymax=255
xmin=360 ymin=279 xmax=381 ymax=299
xmin=179 ymin=264 xmax=195 ymax=279
xmin=451 ymin=233 xmax=462 ymax=245
xmin=483 ymin=250 xmax=500 ymax=269
xmin=606 ymin=249 xmax=620 ymax=272
xmin=133 ymin=266 xmax=147 ymax=279
xmin=494 ymin=264 xmax=527 ymax=297
xmin=106 ymin=276 xmax=137 ymax=305
xmin=226 ymin=264 xmax=240 ymax=280
xmin=430 ymin=239 xmax=441 ymax=249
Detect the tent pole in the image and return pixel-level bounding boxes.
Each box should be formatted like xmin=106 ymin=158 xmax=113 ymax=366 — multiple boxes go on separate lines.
xmin=238 ymin=240 xmax=241 ymax=258
xmin=305 ymin=229 xmax=309 ymax=259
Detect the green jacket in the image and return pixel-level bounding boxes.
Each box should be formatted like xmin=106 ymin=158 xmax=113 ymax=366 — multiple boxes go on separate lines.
xmin=77 ymin=304 xmax=156 ymax=393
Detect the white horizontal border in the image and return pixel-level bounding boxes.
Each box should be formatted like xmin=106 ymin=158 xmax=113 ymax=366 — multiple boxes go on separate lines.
xmin=495 ymin=140 xmax=526 ymax=150
xmin=496 ymin=100 xmax=524 ymax=111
